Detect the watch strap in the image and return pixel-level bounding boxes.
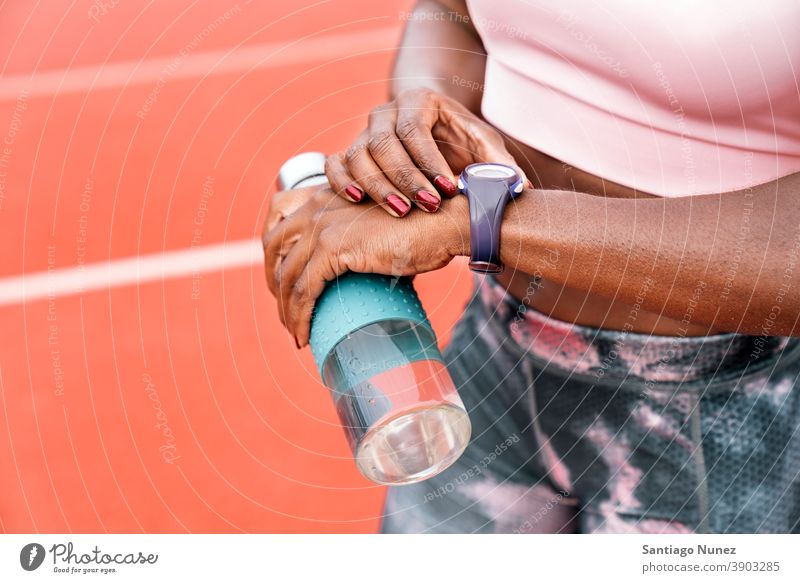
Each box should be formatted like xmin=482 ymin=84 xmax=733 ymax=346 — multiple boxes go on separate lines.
xmin=466 ymin=180 xmax=511 ymax=273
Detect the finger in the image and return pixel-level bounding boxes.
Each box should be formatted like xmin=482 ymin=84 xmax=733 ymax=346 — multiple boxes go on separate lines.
xmin=289 ymin=252 xmax=343 ymax=347
xmin=470 ymin=126 xmax=531 ymax=186
xmin=262 ymin=216 xmax=303 ymax=297
xmin=438 ymin=109 xmax=531 ymax=187
xmin=395 ymin=91 xmax=458 ymax=197
xmin=264 ymin=190 xmax=288 ymax=233
xmin=324 ymin=152 xmax=364 ymax=204
xmin=274 ymin=230 xmax=316 ymax=332
xmin=264 ymin=192 xmax=305 ymax=237
xmin=344 ymin=138 xmax=412 ymax=217
xmin=277 ymin=226 xmax=343 ymax=344
xmin=367 ymin=104 xmax=441 ymax=213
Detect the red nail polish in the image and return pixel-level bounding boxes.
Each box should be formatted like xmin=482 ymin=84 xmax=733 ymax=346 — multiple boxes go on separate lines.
xmin=385 ymin=194 xmax=410 ymax=216
xmin=344 ymin=184 xmax=363 ymax=202
xmin=414 ymin=189 xmax=440 ymax=212
xmin=433 ymin=175 xmax=457 ymax=197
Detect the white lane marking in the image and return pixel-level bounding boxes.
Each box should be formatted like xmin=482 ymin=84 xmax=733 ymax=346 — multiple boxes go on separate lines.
xmin=0 ymin=27 xmax=397 ymax=100
xmin=0 ymin=239 xmax=263 ymax=305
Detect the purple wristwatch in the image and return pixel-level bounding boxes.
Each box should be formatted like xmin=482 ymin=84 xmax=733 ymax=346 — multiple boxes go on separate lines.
xmin=458 ymin=163 xmax=524 ymax=273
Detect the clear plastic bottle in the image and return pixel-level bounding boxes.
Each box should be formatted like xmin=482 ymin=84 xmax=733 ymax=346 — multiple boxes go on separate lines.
xmin=321 ymin=311 xmax=471 ymax=485
xmin=278 ymin=153 xmax=471 ymax=485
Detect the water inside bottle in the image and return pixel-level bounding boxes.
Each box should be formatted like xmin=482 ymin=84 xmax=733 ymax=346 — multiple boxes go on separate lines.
xmin=322 ymin=321 xmax=471 ymax=484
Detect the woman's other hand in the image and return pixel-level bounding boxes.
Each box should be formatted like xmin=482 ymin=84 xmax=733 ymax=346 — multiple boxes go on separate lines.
xmin=262 ymin=184 xmax=469 ymax=345
xmin=324 ymin=88 xmax=527 ymax=217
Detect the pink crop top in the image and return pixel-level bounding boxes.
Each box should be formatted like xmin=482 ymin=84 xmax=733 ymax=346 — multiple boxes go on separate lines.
xmin=467 ymin=0 xmax=800 ymax=197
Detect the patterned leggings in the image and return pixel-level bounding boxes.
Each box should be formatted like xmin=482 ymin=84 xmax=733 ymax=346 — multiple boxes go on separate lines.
xmin=381 ymin=278 xmax=800 ymax=533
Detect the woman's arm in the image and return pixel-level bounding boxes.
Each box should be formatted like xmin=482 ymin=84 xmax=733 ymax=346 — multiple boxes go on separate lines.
xmin=263 ymin=173 xmax=800 ymax=345
xmin=482 ymin=172 xmax=800 ymax=336
xmin=391 ymin=0 xmax=486 ymax=112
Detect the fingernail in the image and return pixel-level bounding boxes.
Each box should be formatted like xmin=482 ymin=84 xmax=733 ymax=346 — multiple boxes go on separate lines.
xmin=385 ymin=194 xmax=411 ymax=216
xmin=525 ymin=180 xmax=533 ymax=189
xmin=344 ymin=184 xmax=363 ymax=202
xmin=414 ymin=189 xmax=440 ymax=212
xmin=433 ymin=175 xmax=457 ymax=197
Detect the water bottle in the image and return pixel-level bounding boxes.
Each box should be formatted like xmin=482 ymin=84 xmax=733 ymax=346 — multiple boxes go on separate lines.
xmin=277 ymin=153 xmax=471 ymax=485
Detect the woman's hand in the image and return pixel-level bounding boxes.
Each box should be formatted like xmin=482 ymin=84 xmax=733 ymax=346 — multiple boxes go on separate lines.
xmin=263 ymin=184 xmax=469 ymax=346
xmin=324 ymin=87 xmax=527 ymax=217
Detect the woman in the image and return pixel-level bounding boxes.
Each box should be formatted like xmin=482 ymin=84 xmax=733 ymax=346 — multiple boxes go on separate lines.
xmin=263 ymin=0 xmax=800 ymax=533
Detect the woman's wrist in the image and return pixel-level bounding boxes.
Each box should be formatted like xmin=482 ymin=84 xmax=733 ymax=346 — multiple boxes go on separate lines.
xmin=444 ymin=187 xmax=556 ymax=274
xmin=443 ymin=193 xmax=471 ymax=258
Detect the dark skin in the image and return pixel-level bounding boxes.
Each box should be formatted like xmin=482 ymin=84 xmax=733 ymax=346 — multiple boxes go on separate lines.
xmin=263 ymin=0 xmax=800 ymax=346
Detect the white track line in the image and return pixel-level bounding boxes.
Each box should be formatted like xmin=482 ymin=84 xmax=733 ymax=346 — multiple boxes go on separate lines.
xmin=0 ymin=26 xmax=398 ymax=100
xmin=0 ymin=239 xmax=263 ymax=306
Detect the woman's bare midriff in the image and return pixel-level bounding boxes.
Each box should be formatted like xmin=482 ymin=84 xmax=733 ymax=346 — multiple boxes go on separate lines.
xmin=496 ymin=137 xmax=721 ymax=337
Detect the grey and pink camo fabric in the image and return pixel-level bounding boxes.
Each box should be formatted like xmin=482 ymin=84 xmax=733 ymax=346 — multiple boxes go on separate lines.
xmin=380 ymin=276 xmax=800 ymax=533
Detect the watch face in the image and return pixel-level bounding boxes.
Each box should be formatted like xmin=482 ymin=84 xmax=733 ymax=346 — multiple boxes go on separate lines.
xmin=460 ymin=163 xmax=523 ymax=197
xmin=465 ymin=163 xmax=517 ymax=179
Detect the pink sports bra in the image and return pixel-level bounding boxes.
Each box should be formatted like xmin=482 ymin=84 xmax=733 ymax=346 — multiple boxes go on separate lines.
xmin=467 ymin=0 xmax=800 ymax=196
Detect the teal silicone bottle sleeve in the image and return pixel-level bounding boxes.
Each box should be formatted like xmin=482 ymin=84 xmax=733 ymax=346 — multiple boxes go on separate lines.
xmin=309 ymin=273 xmax=443 ymax=377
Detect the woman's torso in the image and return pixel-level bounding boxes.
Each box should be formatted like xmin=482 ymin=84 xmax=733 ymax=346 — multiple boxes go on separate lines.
xmin=467 ymin=0 xmax=800 ymax=336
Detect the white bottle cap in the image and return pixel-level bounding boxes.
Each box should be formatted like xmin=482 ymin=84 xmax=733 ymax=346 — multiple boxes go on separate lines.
xmin=277 ymin=152 xmax=327 ymax=190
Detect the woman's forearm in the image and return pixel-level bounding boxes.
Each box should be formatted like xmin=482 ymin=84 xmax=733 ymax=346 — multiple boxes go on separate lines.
xmin=392 ymin=0 xmax=486 ymax=112
xmin=490 ymin=172 xmax=800 ymax=336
